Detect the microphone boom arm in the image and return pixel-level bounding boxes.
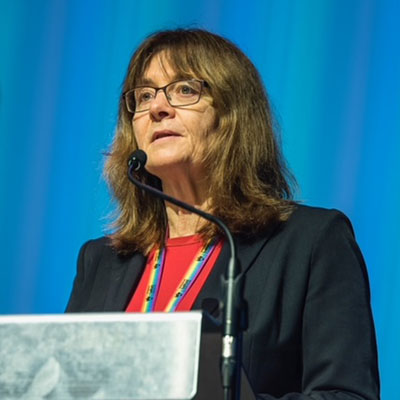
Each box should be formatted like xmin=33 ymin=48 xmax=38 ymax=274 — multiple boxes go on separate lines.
xmin=127 ymin=153 xmax=244 ymax=400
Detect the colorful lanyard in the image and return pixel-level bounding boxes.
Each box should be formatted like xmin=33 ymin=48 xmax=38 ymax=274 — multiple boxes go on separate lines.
xmin=141 ymin=238 xmax=217 ymax=312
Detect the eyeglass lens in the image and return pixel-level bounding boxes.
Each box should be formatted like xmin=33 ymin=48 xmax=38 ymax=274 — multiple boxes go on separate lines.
xmin=126 ymin=80 xmax=202 ymax=113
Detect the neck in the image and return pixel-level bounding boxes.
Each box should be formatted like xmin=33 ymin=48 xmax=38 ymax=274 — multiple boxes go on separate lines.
xmin=162 ymin=173 xmax=210 ymax=238
xmin=166 ymin=205 xmax=207 ymax=238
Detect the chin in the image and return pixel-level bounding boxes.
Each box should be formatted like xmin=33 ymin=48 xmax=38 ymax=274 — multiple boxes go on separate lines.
xmin=147 ymin=159 xmax=184 ymax=172
xmin=147 ymin=155 xmax=198 ymax=178
xmin=147 ymin=148 xmax=187 ymax=167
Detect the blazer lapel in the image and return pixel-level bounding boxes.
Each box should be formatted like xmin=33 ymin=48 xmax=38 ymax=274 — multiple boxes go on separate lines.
xmin=102 ymin=252 xmax=147 ymax=311
xmin=193 ymin=228 xmax=276 ymax=313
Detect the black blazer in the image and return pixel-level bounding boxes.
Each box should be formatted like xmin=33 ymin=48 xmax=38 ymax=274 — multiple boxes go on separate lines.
xmin=66 ymin=205 xmax=380 ymax=399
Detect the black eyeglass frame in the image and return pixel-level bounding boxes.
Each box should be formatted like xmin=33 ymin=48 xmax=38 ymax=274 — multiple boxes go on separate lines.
xmin=123 ymin=79 xmax=208 ymax=114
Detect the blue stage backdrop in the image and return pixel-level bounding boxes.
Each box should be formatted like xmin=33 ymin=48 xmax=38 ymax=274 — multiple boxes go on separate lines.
xmin=0 ymin=0 xmax=398 ymax=398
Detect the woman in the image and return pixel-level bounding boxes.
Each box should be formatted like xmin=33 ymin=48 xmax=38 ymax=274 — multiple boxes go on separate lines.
xmin=67 ymin=29 xmax=380 ymax=399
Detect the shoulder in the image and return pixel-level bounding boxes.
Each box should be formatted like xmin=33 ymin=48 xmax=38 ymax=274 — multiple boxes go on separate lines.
xmin=266 ymin=204 xmax=361 ymax=269
xmin=76 ymin=236 xmax=130 ymax=277
xmin=79 ymin=236 xmax=111 ymax=255
xmin=282 ymin=204 xmax=355 ymax=241
xmin=78 ymin=236 xmax=119 ymax=261
xmin=288 ymin=204 xmax=351 ymax=226
xmin=281 ymin=204 xmax=368 ymax=287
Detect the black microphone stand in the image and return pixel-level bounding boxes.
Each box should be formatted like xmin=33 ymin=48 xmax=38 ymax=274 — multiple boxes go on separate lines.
xmin=127 ymin=151 xmax=244 ymax=400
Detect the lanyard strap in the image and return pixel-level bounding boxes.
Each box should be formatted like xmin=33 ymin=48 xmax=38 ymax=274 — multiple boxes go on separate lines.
xmin=141 ymin=238 xmax=217 ymax=312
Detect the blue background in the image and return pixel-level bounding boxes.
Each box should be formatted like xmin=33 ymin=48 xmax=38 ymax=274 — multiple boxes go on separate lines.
xmin=0 ymin=0 xmax=399 ymax=398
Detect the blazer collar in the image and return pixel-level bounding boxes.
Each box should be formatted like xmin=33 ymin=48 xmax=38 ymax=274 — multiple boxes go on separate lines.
xmin=101 ymin=226 xmax=276 ymax=313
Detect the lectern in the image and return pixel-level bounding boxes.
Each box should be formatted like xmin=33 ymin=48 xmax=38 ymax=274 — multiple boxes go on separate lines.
xmin=0 ymin=312 xmax=254 ymax=399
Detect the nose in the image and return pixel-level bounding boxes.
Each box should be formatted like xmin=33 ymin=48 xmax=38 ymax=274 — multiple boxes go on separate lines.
xmin=149 ymin=89 xmax=175 ymax=120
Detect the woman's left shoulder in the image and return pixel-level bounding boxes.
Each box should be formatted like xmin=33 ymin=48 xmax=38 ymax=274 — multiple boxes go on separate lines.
xmin=268 ymin=204 xmax=361 ymax=258
xmin=284 ymin=204 xmax=355 ymax=237
xmin=289 ymin=204 xmax=351 ymax=224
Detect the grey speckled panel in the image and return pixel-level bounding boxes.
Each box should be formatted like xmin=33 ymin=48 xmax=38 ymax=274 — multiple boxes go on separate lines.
xmin=0 ymin=312 xmax=203 ymax=400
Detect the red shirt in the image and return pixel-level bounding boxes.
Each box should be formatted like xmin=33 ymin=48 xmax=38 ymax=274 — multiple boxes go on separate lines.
xmin=126 ymin=235 xmax=222 ymax=312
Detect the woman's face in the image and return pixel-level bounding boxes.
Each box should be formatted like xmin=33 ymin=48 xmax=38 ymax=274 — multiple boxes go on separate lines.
xmin=132 ymin=53 xmax=216 ymax=180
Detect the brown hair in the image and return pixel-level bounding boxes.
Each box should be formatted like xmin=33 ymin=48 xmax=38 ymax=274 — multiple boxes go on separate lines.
xmin=104 ymin=29 xmax=296 ymax=254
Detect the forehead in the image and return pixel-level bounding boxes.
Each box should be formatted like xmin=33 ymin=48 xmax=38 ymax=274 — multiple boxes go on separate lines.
xmin=136 ymin=52 xmax=195 ymax=86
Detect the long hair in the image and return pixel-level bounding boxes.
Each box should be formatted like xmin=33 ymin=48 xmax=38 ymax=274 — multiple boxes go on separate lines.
xmin=104 ymin=29 xmax=296 ymax=254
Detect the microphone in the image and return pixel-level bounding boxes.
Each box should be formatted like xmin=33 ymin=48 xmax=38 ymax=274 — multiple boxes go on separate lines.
xmin=127 ymin=150 xmax=244 ymax=400
xmin=128 ymin=150 xmax=147 ymax=172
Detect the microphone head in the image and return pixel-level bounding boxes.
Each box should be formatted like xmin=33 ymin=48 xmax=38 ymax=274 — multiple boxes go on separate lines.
xmin=128 ymin=150 xmax=147 ymax=172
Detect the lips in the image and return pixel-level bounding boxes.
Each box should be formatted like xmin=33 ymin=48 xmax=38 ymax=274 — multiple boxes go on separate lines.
xmin=152 ymin=130 xmax=181 ymax=142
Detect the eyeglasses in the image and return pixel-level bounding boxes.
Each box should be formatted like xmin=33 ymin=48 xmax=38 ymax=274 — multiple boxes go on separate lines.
xmin=124 ymin=79 xmax=207 ymax=113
